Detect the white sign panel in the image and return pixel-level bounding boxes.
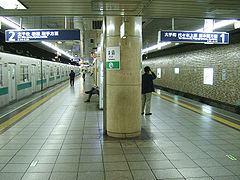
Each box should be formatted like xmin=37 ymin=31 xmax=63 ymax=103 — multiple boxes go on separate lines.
xmin=106 ymin=46 xmax=120 ymax=70
xmin=157 ymin=68 xmax=161 ymax=78
xmin=204 ymin=68 xmax=214 ymax=85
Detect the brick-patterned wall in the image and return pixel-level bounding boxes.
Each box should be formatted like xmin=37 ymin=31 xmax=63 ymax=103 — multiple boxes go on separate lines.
xmin=143 ymin=43 xmax=240 ymax=106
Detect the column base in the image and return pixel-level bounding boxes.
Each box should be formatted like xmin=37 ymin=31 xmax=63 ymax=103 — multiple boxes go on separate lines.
xmin=107 ymin=131 xmax=140 ymax=138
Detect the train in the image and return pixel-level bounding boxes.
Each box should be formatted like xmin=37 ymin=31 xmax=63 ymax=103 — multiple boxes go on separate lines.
xmin=0 ymin=52 xmax=80 ymax=108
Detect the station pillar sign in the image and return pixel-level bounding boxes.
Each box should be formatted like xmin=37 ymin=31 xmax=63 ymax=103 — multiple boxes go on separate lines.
xmin=106 ymin=46 xmax=120 ymax=70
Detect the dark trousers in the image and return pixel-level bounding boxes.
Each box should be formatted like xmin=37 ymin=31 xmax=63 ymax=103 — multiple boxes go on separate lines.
xmin=70 ymin=78 xmax=74 ymax=86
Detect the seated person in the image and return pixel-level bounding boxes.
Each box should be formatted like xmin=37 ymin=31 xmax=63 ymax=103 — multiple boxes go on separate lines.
xmin=85 ymin=86 xmax=99 ymax=102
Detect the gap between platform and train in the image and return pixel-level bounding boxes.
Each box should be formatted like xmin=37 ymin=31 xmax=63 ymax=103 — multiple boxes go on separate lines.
xmin=153 ymin=92 xmax=240 ymax=131
xmin=0 ymin=82 xmax=70 ymax=133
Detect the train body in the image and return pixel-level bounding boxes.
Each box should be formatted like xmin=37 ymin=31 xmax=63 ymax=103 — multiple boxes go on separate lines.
xmin=0 ymin=52 xmax=80 ymax=108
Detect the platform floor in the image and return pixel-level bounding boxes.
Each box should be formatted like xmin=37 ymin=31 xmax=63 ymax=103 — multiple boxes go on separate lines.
xmin=0 ymin=77 xmax=240 ymax=180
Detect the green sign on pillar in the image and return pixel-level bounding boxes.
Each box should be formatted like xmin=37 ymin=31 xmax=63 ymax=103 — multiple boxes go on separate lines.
xmin=106 ymin=46 xmax=120 ymax=70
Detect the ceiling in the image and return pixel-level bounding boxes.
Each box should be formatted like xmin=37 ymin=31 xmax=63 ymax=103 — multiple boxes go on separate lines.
xmin=0 ymin=0 xmax=239 ymax=61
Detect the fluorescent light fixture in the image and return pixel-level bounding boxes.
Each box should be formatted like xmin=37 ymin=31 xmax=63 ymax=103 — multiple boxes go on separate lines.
xmin=142 ymin=42 xmax=171 ymax=53
xmin=0 ymin=16 xmax=74 ymax=60
xmin=0 ymin=17 xmax=20 ymax=29
xmin=41 ymin=41 xmax=74 ymax=59
xmin=196 ymin=19 xmax=237 ymax=32
xmin=143 ymin=19 xmax=237 ymax=54
xmin=0 ymin=0 xmax=26 ymax=9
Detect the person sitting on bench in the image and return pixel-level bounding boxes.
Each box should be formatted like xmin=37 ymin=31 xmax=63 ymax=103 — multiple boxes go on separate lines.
xmin=85 ymin=86 xmax=99 ymax=102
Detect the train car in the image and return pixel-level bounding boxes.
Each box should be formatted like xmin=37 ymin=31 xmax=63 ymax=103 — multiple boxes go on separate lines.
xmin=0 ymin=52 xmax=80 ymax=108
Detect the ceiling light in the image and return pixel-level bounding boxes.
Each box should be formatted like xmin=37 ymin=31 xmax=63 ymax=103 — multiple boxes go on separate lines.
xmin=0 ymin=0 xmax=27 ymax=9
xmin=0 ymin=17 xmax=20 ymax=29
xmin=42 ymin=41 xmax=74 ymax=59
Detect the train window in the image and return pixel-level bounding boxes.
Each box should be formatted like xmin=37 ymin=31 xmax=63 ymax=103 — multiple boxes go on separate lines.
xmin=50 ymin=67 xmax=54 ymax=77
xmin=0 ymin=64 xmax=2 ymax=86
xmin=57 ymin=67 xmax=60 ymax=75
xmin=20 ymin=65 xmax=29 ymax=82
xmin=42 ymin=66 xmax=46 ymax=79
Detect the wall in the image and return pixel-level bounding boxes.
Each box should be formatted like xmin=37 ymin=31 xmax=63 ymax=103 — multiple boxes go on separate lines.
xmin=143 ymin=41 xmax=240 ymax=107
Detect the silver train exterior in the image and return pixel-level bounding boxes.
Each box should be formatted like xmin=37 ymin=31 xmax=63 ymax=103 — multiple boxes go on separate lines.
xmin=0 ymin=52 xmax=80 ymax=108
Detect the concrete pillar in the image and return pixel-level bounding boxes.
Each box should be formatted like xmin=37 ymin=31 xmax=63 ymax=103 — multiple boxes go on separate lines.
xmin=106 ymin=16 xmax=142 ymax=138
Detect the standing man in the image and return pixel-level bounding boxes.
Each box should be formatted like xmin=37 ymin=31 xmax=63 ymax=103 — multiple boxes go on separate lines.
xmin=142 ymin=66 xmax=156 ymax=115
xmin=69 ymin=70 xmax=75 ymax=86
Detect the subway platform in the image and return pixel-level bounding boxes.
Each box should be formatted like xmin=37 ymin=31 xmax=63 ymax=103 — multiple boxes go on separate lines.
xmin=0 ymin=77 xmax=240 ymax=180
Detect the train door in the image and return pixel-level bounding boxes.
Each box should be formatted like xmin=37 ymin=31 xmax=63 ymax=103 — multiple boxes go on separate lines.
xmin=31 ymin=64 xmax=36 ymax=93
xmin=46 ymin=65 xmax=49 ymax=87
xmin=8 ymin=64 xmax=16 ymax=102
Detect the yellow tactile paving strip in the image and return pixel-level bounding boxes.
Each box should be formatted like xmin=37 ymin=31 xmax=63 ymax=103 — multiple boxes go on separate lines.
xmin=0 ymin=83 xmax=69 ymax=132
xmin=153 ymin=92 xmax=240 ymax=131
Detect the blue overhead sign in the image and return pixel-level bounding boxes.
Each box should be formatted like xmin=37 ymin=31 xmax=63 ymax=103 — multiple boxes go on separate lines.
xmin=159 ymin=30 xmax=229 ymax=44
xmin=5 ymin=29 xmax=80 ymax=42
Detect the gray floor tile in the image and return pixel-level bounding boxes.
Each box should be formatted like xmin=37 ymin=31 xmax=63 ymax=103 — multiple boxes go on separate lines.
xmin=104 ymin=162 xmax=129 ymax=171
xmin=56 ymin=155 xmax=80 ymax=163
xmin=105 ymin=170 xmax=133 ymax=180
xmin=225 ymin=165 xmax=240 ymax=175
xmin=203 ymin=166 xmax=234 ymax=177
xmin=132 ymin=170 xmax=156 ymax=180
xmin=125 ymin=154 xmax=145 ymax=161
xmin=78 ymin=172 xmax=104 ymax=180
xmin=79 ymin=162 xmax=103 ymax=172
xmin=1 ymin=163 xmax=29 ymax=172
xmin=171 ymin=159 xmax=199 ymax=168
xmin=80 ymin=155 xmax=103 ymax=163
xmin=9 ymin=155 xmax=35 ymax=163
xmin=27 ymin=163 xmax=54 ymax=173
xmin=211 ymin=176 xmax=240 ymax=180
xmin=37 ymin=150 xmax=60 ymax=156
xmin=53 ymin=163 xmax=78 ymax=172
xmin=34 ymin=156 xmax=57 ymax=164
xmin=153 ymin=169 xmax=184 ymax=179
xmin=21 ymin=172 xmax=51 ymax=180
xmin=0 ymin=172 xmax=23 ymax=180
xmin=147 ymin=160 xmax=175 ymax=169
xmin=128 ymin=161 xmax=150 ymax=170
xmin=49 ymin=172 xmax=77 ymax=180
xmin=0 ymin=156 xmax=12 ymax=163
xmin=193 ymin=158 xmax=222 ymax=167
xmin=103 ymin=154 xmax=126 ymax=162
xmin=178 ymin=167 xmax=208 ymax=178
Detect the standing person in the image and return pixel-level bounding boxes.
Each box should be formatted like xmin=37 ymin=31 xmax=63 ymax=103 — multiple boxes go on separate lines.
xmin=69 ymin=70 xmax=75 ymax=86
xmin=142 ymin=66 xmax=156 ymax=115
xmin=82 ymin=70 xmax=86 ymax=81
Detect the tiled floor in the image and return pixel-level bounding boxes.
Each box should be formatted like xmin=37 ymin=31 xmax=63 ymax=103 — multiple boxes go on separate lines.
xmin=0 ymin=77 xmax=240 ymax=180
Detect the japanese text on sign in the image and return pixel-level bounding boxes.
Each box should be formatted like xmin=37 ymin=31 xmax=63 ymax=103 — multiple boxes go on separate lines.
xmin=159 ymin=30 xmax=229 ymax=44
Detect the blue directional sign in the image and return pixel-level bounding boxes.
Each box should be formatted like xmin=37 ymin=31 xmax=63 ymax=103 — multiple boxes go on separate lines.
xmin=159 ymin=30 xmax=229 ymax=44
xmin=5 ymin=29 xmax=80 ymax=42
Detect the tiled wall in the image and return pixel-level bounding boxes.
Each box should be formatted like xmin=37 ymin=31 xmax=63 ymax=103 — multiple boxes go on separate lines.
xmin=143 ymin=43 xmax=240 ymax=106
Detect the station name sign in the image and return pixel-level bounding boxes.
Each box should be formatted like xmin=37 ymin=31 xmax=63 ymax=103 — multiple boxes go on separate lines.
xmin=5 ymin=29 xmax=80 ymax=42
xmin=159 ymin=30 xmax=229 ymax=44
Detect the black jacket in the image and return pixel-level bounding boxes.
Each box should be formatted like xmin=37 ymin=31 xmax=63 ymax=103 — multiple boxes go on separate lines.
xmin=142 ymin=72 xmax=156 ymax=94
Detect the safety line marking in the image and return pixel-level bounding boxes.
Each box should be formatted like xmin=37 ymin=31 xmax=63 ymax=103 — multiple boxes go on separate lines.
xmin=153 ymin=92 xmax=240 ymax=131
xmin=0 ymin=83 xmax=69 ymax=132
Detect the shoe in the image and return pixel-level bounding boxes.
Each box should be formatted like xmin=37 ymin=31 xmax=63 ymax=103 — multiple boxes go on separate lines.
xmin=145 ymin=113 xmax=152 ymax=115
xmin=85 ymin=100 xmax=90 ymax=102
xmin=141 ymin=112 xmax=144 ymax=115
